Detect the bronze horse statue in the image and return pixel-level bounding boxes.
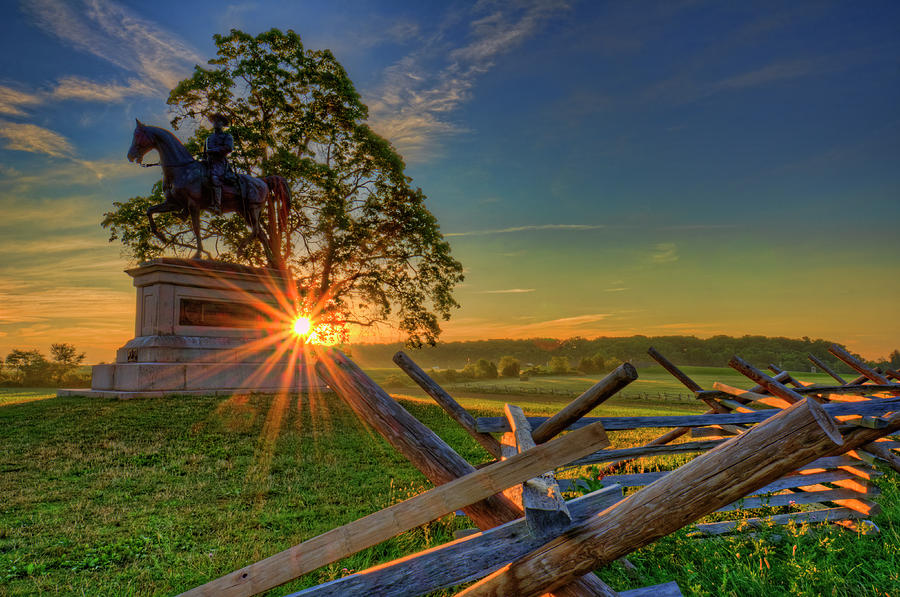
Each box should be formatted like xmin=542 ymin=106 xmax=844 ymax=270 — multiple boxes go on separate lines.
xmin=126 ymin=119 xmax=290 ymax=267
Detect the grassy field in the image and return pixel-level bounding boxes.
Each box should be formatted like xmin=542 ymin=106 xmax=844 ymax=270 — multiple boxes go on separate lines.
xmin=0 ymin=388 xmax=63 ymax=408
xmin=0 ymin=376 xmax=897 ymax=596
xmin=369 ymin=364 xmax=845 ymax=405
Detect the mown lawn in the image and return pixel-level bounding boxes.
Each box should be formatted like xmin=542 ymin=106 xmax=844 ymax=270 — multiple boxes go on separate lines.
xmin=0 ymin=387 xmax=897 ymax=596
xmin=0 ymin=388 xmax=60 ymax=408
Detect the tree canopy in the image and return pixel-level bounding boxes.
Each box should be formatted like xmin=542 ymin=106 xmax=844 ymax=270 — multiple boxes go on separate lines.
xmin=103 ymin=29 xmax=463 ymax=346
xmin=348 ymin=334 xmax=894 ymax=373
xmin=3 ymin=344 xmax=86 ymax=387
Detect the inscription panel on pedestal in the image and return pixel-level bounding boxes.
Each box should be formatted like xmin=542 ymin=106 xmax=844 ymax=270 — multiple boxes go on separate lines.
xmin=178 ymin=298 xmax=268 ymax=328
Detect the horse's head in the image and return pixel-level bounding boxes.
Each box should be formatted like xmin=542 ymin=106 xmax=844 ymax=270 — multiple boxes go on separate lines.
xmin=127 ymin=119 xmax=154 ymax=164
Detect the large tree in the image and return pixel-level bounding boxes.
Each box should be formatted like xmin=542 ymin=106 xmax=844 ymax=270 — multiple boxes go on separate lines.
xmin=103 ymin=29 xmax=463 ymax=346
xmin=50 ymin=343 xmax=86 ymax=385
xmin=5 ymin=349 xmax=50 ymax=386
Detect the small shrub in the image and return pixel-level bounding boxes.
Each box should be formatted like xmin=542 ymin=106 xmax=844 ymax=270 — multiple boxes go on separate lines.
xmin=498 ymin=356 xmax=520 ymax=378
xmin=473 ymin=359 xmax=498 ymax=379
xmin=548 ymin=356 xmax=570 ymax=374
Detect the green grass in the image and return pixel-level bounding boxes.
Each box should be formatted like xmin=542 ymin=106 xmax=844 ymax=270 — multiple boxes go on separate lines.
xmin=0 ymin=383 xmax=896 ymax=596
xmin=0 ymin=388 xmax=58 ymax=407
xmin=370 ymin=365 xmax=845 ymax=404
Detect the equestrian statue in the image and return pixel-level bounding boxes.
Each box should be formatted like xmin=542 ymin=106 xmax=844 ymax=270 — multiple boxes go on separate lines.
xmin=126 ymin=116 xmax=290 ymax=268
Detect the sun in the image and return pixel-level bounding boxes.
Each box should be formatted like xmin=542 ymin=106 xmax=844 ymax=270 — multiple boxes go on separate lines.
xmin=292 ymin=316 xmax=312 ymax=337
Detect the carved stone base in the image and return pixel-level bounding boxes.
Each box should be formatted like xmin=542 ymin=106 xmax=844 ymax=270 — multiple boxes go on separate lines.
xmin=59 ymin=258 xmax=324 ymax=399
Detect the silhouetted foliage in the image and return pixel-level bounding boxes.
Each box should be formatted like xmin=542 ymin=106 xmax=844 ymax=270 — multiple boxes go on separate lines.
xmin=890 ymin=350 xmax=900 ymax=370
xmin=462 ymin=359 xmax=498 ymax=379
xmin=351 ymin=334 xmax=893 ymax=375
xmin=3 ymin=344 xmax=87 ymax=387
xmin=498 ymin=356 xmax=520 ymax=378
xmin=49 ymin=343 xmax=86 ymax=385
xmin=577 ymin=353 xmax=605 ymax=374
xmin=548 ymin=356 xmax=571 ymax=374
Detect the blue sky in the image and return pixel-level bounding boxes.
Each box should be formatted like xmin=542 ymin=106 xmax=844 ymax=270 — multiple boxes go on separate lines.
xmin=0 ymin=0 xmax=898 ymax=361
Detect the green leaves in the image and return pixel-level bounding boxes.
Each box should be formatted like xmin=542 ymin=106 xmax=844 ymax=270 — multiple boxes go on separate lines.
xmin=106 ymin=28 xmax=463 ymax=346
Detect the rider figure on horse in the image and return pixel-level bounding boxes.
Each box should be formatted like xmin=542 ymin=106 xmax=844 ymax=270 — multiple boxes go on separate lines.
xmin=205 ymin=113 xmax=234 ymax=215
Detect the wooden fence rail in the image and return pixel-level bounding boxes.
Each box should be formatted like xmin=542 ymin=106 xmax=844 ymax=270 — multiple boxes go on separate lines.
xmin=283 ymin=485 xmax=625 ymax=597
xmin=179 ymin=346 xmax=898 ymax=597
xmin=456 ymin=401 xmax=900 ymax=597
xmin=475 ymin=396 xmax=900 ymax=433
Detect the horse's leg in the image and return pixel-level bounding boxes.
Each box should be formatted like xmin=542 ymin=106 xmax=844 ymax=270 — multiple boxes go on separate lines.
xmin=147 ymin=201 xmax=178 ymax=244
xmin=190 ymin=207 xmax=204 ymax=259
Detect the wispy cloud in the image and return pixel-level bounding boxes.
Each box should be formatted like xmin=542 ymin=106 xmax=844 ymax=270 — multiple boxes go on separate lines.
xmin=0 ymin=85 xmax=43 ymax=116
xmin=0 ymin=158 xmax=145 ymax=197
xmin=709 ymin=58 xmax=831 ymax=92
xmin=0 ymin=0 xmax=201 ymax=175
xmin=368 ymin=0 xmax=568 ymax=160
xmin=0 ymin=121 xmax=149 ymax=186
xmin=649 ymin=242 xmax=678 ymax=264
xmin=347 ymin=16 xmax=423 ymax=49
xmin=0 ymin=236 xmax=108 ymax=255
xmin=646 ymin=57 xmax=834 ymax=106
xmin=52 ymin=76 xmax=158 ymax=102
xmin=476 ymin=312 xmax=620 ymax=338
xmin=657 ymin=322 xmax=723 ymax=331
xmin=22 ymin=0 xmax=202 ymax=91
xmin=0 ymin=73 xmax=159 ymax=116
xmin=446 ymin=223 xmax=604 ymax=237
xmin=531 ymin=313 xmax=611 ymax=326
xmin=477 ymin=288 xmax=536 ymax=294
xmin=603 ymin=279 xmax=628 ymax=292
xmin=0 ymin=121 xmax=74 ymax=158
xmin=0 ymin=285 xmax=132 ymax=325
xmin=659 ymin=224 xmax=737 ymax=230
xmin=429 ymin=312 xmax=620 ymax=343
xmin=217 ymin=2 xmax=258 ymax=32
xmin=647 ymin=42 xmax=873 ymax=108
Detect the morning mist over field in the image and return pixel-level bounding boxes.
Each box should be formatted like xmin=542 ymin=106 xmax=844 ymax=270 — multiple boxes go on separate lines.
xmin=0 ymin=1 xmax=898 ymax=362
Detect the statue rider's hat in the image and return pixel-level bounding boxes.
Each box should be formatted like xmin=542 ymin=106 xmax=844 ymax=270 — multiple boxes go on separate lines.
xmin=209 ymin=113 xmax=230 ymax=128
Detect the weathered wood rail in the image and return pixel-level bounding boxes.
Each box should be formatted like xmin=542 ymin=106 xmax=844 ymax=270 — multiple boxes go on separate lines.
xmin=503 ymin=403 xmax=573 ymax=536
xmin=322 ymin=350 xmax=625 ymax=597
xmin=474 ymin=396 xmax=900 ymax=432
xmin=281 ymin=485 xmax=626 ymax=597
xmin=179 ymin=344 xmax=898 ymax=597
xmin=456 ymin=400 xmax=900 ymax=597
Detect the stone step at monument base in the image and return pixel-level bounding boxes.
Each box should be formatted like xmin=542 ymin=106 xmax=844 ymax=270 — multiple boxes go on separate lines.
xmin=89 ymin=361 xmax=324 ymax=394
xmin=116 ymin=335 xmax=289 ymax=364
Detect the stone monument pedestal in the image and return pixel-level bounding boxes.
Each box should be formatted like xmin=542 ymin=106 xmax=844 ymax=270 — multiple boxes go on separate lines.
xmin=59 ymin=258 xmax=324 ymax=399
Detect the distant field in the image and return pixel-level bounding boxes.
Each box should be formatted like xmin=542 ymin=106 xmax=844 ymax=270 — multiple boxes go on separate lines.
xmin=366 ymin=364 xmax=843 ymax=405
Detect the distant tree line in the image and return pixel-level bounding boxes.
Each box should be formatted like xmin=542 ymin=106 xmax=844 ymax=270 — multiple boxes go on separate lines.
xmin=350 ymin=335 xmax=900 ymax=375
xmin=1 ymin=344 xmax=87 ymax=387
xmin=385 ymin=352 xmax=626 ymax=386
